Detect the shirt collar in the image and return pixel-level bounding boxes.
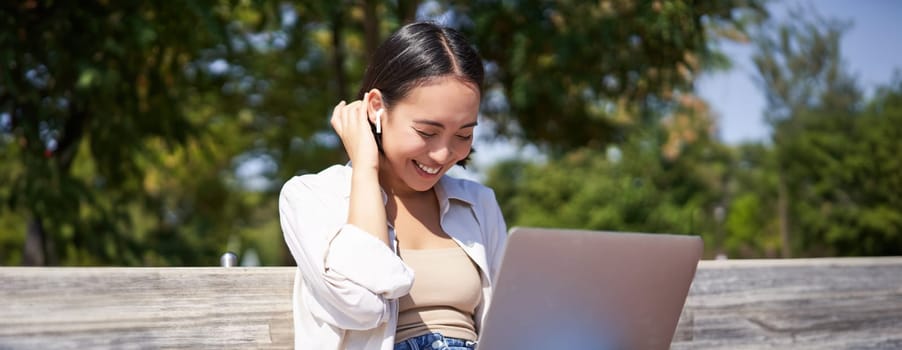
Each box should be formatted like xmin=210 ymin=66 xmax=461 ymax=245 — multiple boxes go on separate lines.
xmin=436 ymin=175 xmax=477 ymax=206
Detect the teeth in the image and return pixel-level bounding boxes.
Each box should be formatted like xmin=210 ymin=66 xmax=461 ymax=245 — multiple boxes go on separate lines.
xmin=416 ymin=161 xmax=440 ymax=174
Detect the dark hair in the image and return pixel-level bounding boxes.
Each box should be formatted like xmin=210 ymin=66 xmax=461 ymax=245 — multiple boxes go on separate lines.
xmin=357 ymin=22 xmax=484 ymax=167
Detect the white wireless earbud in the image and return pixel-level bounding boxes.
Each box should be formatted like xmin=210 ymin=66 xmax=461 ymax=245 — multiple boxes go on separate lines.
xmin=374 ymin=109 xmax=384 ymax=134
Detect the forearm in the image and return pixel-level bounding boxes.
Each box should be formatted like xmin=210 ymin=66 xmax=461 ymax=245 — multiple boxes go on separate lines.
xmin=347 ymin=165 xmax=389 ymax=245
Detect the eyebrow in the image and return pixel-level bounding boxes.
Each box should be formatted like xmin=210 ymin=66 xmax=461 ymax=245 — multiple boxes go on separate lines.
xmin=414 ymin=119 xmax=479 ymax=129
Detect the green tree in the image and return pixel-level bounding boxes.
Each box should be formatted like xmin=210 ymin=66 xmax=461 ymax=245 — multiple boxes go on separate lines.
xmin=0 ymin=1 xmax=242 ymax=265
xmin=776 ymin=80 xmax=902 ymax=256
xmin=462 ymin=0 xmax=765 ymax=152
xmin=751 ymin=8 xmax=861 ymax=257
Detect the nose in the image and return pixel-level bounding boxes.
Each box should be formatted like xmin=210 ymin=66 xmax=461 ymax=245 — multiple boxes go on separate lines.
xmin=429 ymin=143 xmax=455 ymax=165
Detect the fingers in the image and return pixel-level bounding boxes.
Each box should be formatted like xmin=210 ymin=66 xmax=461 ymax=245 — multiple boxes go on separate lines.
xmin=330 ymin=100 xmax=346 ymax=133
xmin=346 ymin=101 xmax=365 ymax=129
xmin=331 ymin=99 xmax=370 ymax=141
xmin=330 ymin=98 xmax=380 ymax=167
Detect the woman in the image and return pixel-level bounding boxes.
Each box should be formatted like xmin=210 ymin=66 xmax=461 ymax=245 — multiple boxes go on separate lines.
xmin=279 ymin=22 xmax=507 ymax=350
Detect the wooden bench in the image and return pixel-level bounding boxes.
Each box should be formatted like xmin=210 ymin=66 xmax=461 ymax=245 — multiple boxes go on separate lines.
xmin=3 ymin=258 xmax=901 ymax=349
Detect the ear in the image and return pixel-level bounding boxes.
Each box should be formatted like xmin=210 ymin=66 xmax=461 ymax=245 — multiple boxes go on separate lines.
xmin=365 ymin=89 xmax=386 ymax=125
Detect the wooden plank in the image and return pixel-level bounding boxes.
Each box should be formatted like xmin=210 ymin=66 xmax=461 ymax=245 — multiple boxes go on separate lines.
xmin=2 ymin=258 xmax=901 ymax=349
xmin=0 ymin=267 xmax=294 ymax=349
xmin=673 ymin=258 xmax=902 ymax=349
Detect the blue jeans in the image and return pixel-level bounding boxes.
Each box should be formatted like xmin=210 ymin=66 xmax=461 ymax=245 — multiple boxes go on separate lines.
xmin=394 ymin=332 xmax=477 ymax=350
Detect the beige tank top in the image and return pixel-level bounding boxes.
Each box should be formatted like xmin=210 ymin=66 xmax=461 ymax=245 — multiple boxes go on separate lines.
xmin=395 ymin=246 xmax=482 ymax=342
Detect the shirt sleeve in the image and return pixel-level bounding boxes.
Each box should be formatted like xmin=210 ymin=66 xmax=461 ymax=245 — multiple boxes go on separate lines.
xmin=324 ymin=223 xmax=414 ymax=299
xmin=483 ymin=188 xmax=509 ymax=279
xmin=279 ymin=175 xmax=414 ymax=330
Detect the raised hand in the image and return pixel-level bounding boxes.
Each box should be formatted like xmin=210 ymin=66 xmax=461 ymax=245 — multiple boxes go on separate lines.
xmin=330 ymin=95 xmax=380 ymax=170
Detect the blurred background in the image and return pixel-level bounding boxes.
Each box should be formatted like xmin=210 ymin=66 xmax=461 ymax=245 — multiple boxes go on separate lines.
xmin=1 ymin=0 xmax=900 ymax=266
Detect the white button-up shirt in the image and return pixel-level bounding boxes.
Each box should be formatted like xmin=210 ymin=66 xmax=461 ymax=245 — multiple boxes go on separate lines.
xmin=279 ymin=164 xmax=508 ymax=350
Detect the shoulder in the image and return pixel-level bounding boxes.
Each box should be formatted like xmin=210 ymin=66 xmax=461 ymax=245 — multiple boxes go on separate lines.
xmin=280 ymin=164 xmax=351 ymax=201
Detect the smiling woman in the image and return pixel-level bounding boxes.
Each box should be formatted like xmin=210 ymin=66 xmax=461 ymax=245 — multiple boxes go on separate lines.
xmin=278 ymin=22 xmax=507 ymax=350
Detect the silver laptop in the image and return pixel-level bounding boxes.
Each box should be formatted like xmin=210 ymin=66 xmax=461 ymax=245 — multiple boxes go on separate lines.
xmin=477 ymin=227 xmax=703 ymax=350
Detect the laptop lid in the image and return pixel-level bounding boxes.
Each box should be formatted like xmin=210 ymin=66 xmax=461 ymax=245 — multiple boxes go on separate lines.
xmin=476 ymin=227 xmax=703 ymax=350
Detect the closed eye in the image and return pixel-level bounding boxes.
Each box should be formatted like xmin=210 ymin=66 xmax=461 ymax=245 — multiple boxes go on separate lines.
xmin=414 ymin=129 xmax=436 ymax=138
xmin=456 ymin=134 xmax=473 ymax=140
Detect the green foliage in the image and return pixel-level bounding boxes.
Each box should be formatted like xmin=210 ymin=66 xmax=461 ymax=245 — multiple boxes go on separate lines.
xmin=486 ymin=121 xmax=731 ymax=256
xmin=462 ymin=0 xmax=765 ymax=151
xmin=747 ymin=9 xmax=902 ymax=257
xmin=1 ymin=1 xmax=238 ymax=265
xmin=5 ymin=0 xmax=897 ymax=265
xmin=0 ymin=1 xmax=770 ymax=265
xmin=0 ymin=1 xmax=351 ymax=266
xmin=777 ymin=83 xmax=902 ymax=256
xmin=723 ymin=144 xmax=781 ymax=257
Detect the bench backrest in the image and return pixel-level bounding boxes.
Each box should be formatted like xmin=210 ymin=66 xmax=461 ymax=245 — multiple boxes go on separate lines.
xmin=3 ymin=258 xmax=902 ymax=349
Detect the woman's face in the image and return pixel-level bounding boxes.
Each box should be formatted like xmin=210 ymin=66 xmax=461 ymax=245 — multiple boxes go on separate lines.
xmin=378 ymin=77 xmax=480 ymax=194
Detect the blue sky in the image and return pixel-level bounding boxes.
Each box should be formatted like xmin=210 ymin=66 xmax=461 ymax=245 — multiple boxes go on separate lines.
xmin=698 ymin=0 xmax=902 ymax=144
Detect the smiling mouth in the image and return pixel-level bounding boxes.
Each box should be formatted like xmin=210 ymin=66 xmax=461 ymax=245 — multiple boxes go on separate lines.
xmin=414 ymin=160 xmax=441 ymax=175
